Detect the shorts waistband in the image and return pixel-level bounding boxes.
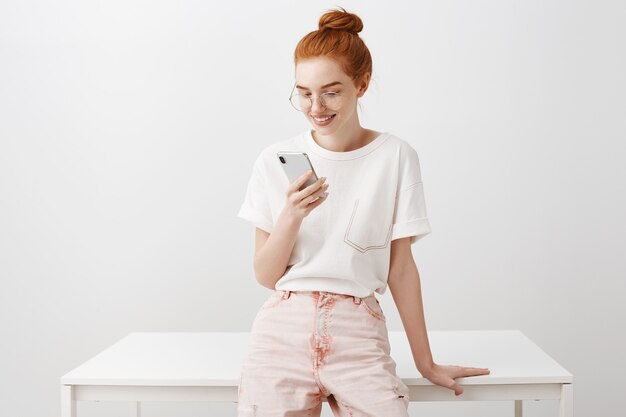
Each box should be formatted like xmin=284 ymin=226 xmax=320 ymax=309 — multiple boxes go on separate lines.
xmin=276 ymin=289 xmax=374 ymax=304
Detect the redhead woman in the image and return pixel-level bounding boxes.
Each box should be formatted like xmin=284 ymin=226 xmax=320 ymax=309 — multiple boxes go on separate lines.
xmin=236 ymin=7 xmax=490 ymax=417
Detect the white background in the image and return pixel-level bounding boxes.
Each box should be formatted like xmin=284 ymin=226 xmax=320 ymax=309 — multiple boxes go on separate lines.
xmin=1 ymin=1 xmax=624 ymax=416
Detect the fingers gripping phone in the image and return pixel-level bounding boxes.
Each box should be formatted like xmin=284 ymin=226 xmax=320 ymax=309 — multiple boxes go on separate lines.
xmin=276 ymin=151 xmax=319 ymax=191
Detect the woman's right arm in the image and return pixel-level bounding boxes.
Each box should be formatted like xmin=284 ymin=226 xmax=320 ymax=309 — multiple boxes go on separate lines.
xmin=253 ymin=170 xmax=329 ymax=289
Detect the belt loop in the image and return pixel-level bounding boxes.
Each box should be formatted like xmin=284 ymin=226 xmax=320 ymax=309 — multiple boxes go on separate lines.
xmin=284 ymin=290 xmax=292 ymax=299
xmin=353 ymin=296 xmax=361 ymax=304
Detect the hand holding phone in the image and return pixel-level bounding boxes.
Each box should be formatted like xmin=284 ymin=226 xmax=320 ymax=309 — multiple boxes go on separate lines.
xmin=277 ymin=151 xmax=329 ymax=219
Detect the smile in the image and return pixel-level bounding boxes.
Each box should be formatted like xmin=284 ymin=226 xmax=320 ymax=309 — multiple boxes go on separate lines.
xmin=312 ymin=114 xmax=336 ymax=122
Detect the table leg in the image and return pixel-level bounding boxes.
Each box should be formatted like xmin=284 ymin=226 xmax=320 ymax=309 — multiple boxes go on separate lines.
xmin=514 ymin=400 xmax=523 ymax=417
xmin=61 ymin=385 xmax=76 ymax=417
xmin=559 ymin=384 xmax=573 ymax=417
xmin=129 ymin=402 xmax=142 ymax=417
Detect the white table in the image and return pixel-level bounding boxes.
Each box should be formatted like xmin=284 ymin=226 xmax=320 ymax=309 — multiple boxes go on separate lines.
xmin=60 ymin=329 xmax=573 ymax=417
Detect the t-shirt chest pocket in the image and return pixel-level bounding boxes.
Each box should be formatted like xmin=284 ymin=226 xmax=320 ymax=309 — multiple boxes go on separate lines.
xmin=344 ymin=197 xmax=393 ymax=253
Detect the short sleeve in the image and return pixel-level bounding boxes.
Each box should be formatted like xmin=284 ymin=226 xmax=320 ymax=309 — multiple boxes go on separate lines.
xmin=237 ymin=154 xmax=274 ymax=233
xmin=391 ymin=146 xmax=432 ymax=245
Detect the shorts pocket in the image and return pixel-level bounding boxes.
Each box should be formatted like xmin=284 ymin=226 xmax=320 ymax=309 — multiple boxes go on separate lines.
xmin=259 ymin=290 xmax=288 ymax=310
xmin=360 ymin=296 xmax=386 ymax=322
xmin=344 ymin=198 xmax=393 ymax=253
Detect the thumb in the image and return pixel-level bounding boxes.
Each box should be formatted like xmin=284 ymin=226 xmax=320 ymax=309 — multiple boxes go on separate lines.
xmin=446 ymin=378 xmax=463 ymax=396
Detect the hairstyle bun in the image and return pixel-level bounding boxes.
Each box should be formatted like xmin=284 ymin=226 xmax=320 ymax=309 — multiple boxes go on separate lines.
xmin=318 ymin=7 xmax=363 ymax=35
xmin=294 ymin=7 xmax=372 ymax=86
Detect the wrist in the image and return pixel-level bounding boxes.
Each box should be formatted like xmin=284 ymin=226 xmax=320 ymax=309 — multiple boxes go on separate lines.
xmin=417 ymin=361 xmax=436 ymax=377
xmin=280 ymin=206 xmax=303 ymax=225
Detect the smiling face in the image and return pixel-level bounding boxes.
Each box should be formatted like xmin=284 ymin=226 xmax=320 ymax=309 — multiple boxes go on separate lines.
xmin=294 ymin=56 xmax=369 ymax=135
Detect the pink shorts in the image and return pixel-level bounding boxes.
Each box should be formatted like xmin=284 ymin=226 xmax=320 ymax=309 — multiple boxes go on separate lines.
xmin=237 ymin=290 xmax=410 ymax=417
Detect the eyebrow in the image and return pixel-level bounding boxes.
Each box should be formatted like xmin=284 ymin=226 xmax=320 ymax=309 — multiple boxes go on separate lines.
xmin=295 ymin=81 xmax=343 ymax=90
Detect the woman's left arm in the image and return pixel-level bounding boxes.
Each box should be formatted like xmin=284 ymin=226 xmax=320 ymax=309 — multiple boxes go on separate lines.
xmin=387 ymin=237 xmax=491 ymax=396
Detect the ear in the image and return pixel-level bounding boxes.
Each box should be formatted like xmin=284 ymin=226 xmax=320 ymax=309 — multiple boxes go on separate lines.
xmin=355 ymin=73 xmax=371 ymax=98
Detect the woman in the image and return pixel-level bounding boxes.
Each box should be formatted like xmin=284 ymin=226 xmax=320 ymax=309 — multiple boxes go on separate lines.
xmin=236 ymin=7 xmax=490 ymax=417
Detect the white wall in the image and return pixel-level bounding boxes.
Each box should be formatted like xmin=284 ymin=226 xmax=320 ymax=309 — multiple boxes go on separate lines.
xmin=1 ymin=1 xmax=624 ymax=416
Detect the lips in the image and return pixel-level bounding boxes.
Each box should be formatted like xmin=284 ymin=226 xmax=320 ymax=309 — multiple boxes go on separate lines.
xmin=312 ymin=114 xmax=336 ymax=122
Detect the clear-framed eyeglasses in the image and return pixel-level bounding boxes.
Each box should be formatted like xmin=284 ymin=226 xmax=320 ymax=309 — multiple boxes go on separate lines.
xmin=288 ymin=83 xmax=344 ymax=112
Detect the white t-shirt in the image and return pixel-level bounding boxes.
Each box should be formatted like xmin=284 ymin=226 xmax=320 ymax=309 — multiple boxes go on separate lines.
xmin=237 ymin=129 xmax=432 ymax=298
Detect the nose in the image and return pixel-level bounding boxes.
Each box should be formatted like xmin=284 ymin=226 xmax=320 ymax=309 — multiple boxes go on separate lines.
xmin=310 ymin=96 xmax=326 ymax=113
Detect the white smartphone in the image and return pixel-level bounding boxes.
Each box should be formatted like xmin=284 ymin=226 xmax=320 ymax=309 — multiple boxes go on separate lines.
xmin=276 ymin=151 xmax=319 ymax=191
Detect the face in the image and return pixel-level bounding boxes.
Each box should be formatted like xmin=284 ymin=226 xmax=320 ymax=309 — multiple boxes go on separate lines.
xmin=293 ymin=56 xmax=369 ymax=134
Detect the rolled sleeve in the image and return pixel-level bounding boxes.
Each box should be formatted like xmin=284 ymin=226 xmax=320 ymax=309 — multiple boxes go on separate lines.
xmin=391 ymin=146 xmax=432 ymax=244
xmin=237 ymin=155 xmax=274 ymax=233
